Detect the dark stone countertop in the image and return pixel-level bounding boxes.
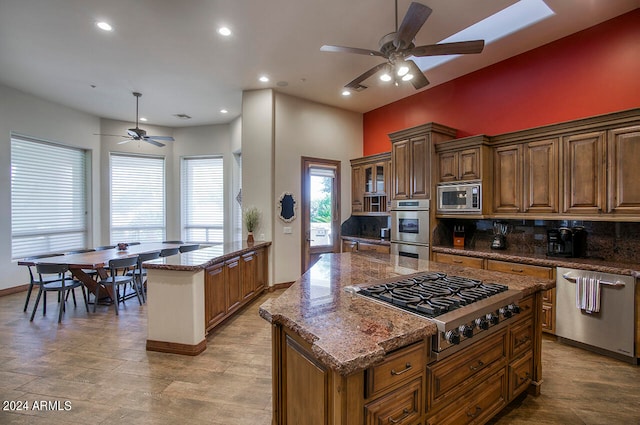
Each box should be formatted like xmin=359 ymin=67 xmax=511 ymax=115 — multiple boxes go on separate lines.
xmin=432 ymin=245 xmax=640 ymax=278
xmin=144 ymin=241 xmax=271 ymax=271
xmin=259 ymin=252 xmax=552 ymax=376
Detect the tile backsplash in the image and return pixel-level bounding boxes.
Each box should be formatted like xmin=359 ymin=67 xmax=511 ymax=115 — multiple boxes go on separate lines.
xmin=433 ymin=218 xmax=640 ymax=263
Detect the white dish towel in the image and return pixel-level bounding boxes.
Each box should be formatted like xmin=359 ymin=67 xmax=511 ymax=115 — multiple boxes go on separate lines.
xmin=575 ymin=275 xmax=601 ymax=313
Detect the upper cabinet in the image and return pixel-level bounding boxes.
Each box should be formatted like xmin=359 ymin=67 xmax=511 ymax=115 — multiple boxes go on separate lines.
xmin=562 ymin=131 xmax=606 ymax=214
xmin=350 ymin=152 xmax=391 ymax=215
xmin=607 ymin=125 xmax=640 ymax=214
xmin=390 ymin=123 xmax=457 ymax=201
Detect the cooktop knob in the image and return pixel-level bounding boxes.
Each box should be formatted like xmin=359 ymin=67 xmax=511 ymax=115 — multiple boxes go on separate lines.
xmin=474 ymin=317 xmax=490 ymax=330
xmin=459 ymin=324 xmax=474 ymax=338
xmin=499 ymin=307 xmax=513 ymax=319
xmin=508 ymin=304 xmax=521 ymax=314
xmin=486 ymin=312 xmax=499 ymax=325
xmin=445 ymin=330 xmax=461 ymax=345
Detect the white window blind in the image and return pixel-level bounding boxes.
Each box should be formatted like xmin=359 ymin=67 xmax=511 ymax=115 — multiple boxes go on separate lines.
xmin=181 ymin=156 xmax=224 ymax=244
xmin=11 ymin=135 xmax=88 ymax=259
xmin=110 ymin=153 xmax=165 ymax=243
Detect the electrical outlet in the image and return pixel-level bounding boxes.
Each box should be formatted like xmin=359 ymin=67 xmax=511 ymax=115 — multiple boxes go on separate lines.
xmin=283 ymin=227 xmax=292 ymax=234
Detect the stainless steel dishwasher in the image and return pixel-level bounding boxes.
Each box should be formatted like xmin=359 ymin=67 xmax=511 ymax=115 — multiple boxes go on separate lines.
xmin=556 ymin=267 xmax=636 ymax=363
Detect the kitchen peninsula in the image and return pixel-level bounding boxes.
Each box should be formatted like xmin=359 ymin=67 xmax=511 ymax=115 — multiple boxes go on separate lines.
xmin=143 ymin=241 xmax=270 ymax=355
xmin=260 ymin=252 xmax=553 ymax=425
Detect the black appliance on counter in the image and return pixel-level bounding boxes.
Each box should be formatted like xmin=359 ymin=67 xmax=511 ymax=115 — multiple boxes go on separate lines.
xmin=547 ymin=227 xmax=587 ymax=257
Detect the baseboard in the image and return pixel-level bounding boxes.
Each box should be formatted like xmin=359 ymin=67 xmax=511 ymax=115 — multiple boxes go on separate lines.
xmin=268 ymin=282 xmax=294 ymax=292
xmin=146 ymin=339 xmax=207 ymax=356
xmin=0 ymin=284 xmax=28 ymax=297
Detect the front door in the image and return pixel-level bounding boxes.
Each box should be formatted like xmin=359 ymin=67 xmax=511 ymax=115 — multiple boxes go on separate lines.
xmin=301 ymin=157 xmax=341 ymax=273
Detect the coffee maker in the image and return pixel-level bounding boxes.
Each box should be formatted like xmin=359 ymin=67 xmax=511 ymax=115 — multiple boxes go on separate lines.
xmin=547 ymin=227 xmax=587 ymax=257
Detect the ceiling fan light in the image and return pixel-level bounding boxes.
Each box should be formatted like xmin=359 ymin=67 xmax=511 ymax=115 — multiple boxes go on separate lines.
xmin=379 ymin=73 xmax=392 ymax=82
xmin=396 ymin=65 xmax=410 ymax=77
xmin=402 ymin=73 xmax=414 ymax=81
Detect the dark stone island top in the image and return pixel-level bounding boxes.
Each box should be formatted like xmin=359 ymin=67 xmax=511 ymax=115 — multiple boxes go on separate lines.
xmin=144 ymin=241 xmax=271 ymax=271
xmin=259 ymin=252 xmax=553 ymax=376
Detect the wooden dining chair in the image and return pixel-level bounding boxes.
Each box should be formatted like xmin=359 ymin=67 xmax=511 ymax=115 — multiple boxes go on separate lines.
xmin=162 ymin=240 xmax=184 ymax=244
xmin=159 ymin=247 xmax=180 ymax=257
xmin=23 ymin=253 xmax=65 ymax=312
xmin=30 ymin=263 xmax=89 ymax=323
xmin=95 ymin=256 xmax=140 ymax=315
xmin=126 ymin=251 xmax=161 ymax=303
xmin=179 ymin=244 xmax=200 ymax=253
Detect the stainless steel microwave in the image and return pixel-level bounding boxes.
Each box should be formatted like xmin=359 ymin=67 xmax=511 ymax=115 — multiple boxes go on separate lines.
xmin=437 ymin=181 xmax=482 ymax=213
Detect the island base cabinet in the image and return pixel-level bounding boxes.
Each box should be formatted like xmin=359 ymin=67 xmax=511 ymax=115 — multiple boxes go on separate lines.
xmin=364 ymin=378 xmax=422 ymax=425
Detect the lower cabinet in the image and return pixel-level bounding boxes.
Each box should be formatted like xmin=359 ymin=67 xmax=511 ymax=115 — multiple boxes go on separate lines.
xmin=204 ymin=247 xmax=268 ymax=333
xmin=341 ymin=238 xmax=391 ymax=254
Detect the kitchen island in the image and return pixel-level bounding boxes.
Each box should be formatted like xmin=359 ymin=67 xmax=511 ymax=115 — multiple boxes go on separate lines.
xmin=144 ymin=241 xmax=270 ymax=355
xmin=259 ymin=252 xmax=553 ymax=425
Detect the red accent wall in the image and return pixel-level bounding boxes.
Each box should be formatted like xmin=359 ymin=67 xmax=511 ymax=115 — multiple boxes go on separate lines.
xmin=363 ymin=9 xmax=640 ymax=156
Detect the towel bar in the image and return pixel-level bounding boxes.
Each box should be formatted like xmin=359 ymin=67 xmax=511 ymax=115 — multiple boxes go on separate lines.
xmin=562 ymin=274 xmax=625 ymax=288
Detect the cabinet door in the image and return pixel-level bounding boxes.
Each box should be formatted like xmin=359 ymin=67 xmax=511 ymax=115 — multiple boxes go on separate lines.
xmin=255 ymin=247 xmax=267 ymax=293
xmin=385 ymin=159 xmax=393 ymax=210
xmin=459 ymin=148 xmax=480 ymax=181
xmin=392 ymin=139 xmax=410 ymax=199
xmin=438 ymin=151 xmax=458 ymax=182
xmin=607 ymin=125 xmax=640 ymax=214
xmin=352 ymin=165 xmax=364 ymax=212
xmin=225 ymin=257 xmax=242 ymax=313
xmin=357 ymin=242 xmax=391 ymax=254
xmin=562 ymin=131 xmax=605 ymax=214
xmin=523 ymin=139 xmax=559 ymax=213
xmin=410 ymin=136 xmax=430 ymax=199
xmin=342 ymin=239 xmax=358 ymax=253
xmin=493 ymin=145 xmax=522 ymax=213
xmin=204 ymin=262 xmax=227 ymax=330
xmin=241 ymin=251 xmax=256 ymax=300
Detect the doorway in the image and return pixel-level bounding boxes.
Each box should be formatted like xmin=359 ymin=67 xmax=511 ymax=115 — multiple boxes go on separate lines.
xmin=301 ymin=157 xmax=341 ymax=273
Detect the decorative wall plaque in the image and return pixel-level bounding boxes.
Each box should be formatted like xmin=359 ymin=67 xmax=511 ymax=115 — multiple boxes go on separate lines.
xmin=278 ymin=192 xmax=296 ymax=222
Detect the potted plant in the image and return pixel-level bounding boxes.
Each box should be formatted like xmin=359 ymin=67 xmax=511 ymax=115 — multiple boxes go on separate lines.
xmin=243 ymin=206 xmax=260 ymax=243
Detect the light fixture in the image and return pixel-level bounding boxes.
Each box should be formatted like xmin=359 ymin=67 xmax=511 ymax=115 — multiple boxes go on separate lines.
xmin=341 ymin=90 xmax=351 ymax=96
xmin=220 ymin=109 xmax=228 ymax=114
xmin=218 ymin=26 xmax=231 ymax=36
xmin=401 ymin=74 xmax=414 ymax=82
xmin=96 ymin=21 xmax=112 ymax=32
xmin=139 ymin=117 xmax=148 ymax=122
xmin=379 ymin=73 xmax=392 ymax=82
xmin=259 ymin=75 xmax=269 ymax=83
xmin=396 ymin=63 xmax=410 ymax=77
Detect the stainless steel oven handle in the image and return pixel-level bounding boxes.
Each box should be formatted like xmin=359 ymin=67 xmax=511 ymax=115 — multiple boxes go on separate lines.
xmin=562 ymin=273 xmax=625 ymax=288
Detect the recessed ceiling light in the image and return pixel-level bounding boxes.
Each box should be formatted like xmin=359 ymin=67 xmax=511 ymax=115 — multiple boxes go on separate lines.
xmin=96 ymin=21 xmax=113 ymax=32
xmin=220 ymin=109 xmax=228 ymax=114
xmin=259 ymin=75 xmax=269 ymax=83
xmin=341 ymin=90 xmax=351 ymax=96
xmin=139 ymin=117 xmax=148 ymax=122
xmin=218 ymin=27 xmax=231 ymax=36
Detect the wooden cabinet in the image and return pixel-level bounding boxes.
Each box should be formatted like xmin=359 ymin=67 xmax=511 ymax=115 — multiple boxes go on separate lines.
xmin=438 ymin=147 xmax=481 ymax=182
xmin=486 ymin=259 xmax=553 ymax=279
xmin=493 ymin=144 xmax=522 ymax=214
xmin=351 ymin=152 xmax=391 ymax=215
xmin=341 ymin=238 xmax=390 ymax=254
xmin=607 ymin=125 xmax=640 ymax=214
xmin=523 ymin=138 xmax=559 ymax=213
xmin=204 ymin=246 xmax=268 ymax=333
xmin=390 ymin=123 xmax=457 ymax=200
xmin=433 ymin=252 xmax=484 ymax=269
xmin=562 ymin=131 xmax=606 ymax=214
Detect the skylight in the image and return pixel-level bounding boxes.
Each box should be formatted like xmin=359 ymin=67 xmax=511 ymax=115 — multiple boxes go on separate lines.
xmin=411 ymin=0 xmax=555 ymax=71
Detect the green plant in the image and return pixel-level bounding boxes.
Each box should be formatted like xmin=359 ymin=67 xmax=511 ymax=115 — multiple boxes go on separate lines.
xmin=243 ymin=206 xmax=261 ymax=233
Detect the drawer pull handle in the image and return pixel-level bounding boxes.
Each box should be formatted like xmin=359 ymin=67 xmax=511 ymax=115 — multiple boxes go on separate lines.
xmin=390 ymin=363 xmax=412 ymax=376
xmin=469 ymin=360 xmax=484 ymax=371
xmin=511 ymin=268 xmax=524 ymax=273
xmin=520 ymin=372 xmax=531 ymax=383
xmin=389 ymin=408 xmax=410 ymax=424
xmin=453 ymin=260 xmax=463 ymax=264
xmin=517 ymin=336 xmax=531 ymax=345
xmin=466 ymin=406 xmax=482 ymax=418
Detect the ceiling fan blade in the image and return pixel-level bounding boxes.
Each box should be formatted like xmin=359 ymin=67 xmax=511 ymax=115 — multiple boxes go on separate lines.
xmin=93 ymin=133 xmax=128 ymax=138
xmin=394 ymin=2 xmax=432 ymax=50
xmin=409 ymin=40 xmax=485 ymax=57
xmin=146 ymin=135 xmax=175 ymax=141
xmin=407 ymin=59 xmax=429 ymax=89
xmin=117 ymin=139 xmax=133 ymax=145
xmin=143 ymin=138 xmax=166 ymax=147
xmin=345 ymin=62 xmax=390 ymax=89
xmin=321 ymin=45 xmax=385 ymax=57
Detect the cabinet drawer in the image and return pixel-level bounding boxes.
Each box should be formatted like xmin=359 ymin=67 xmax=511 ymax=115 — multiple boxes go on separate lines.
xmin=486 ymin=259 xmax=553 ymax=279
xmin=509 ymin=317 xmax=533 ymax=359
xmin=509 ymin=351 xmax=533 ymax=400
xmin=366 ymin=342 xmax=425 ymax=399
xmin=434 ymin=253 xmax=484 ymax=269
xmin=428 ymin=330 xmax=506 ymax=407
xmin=427 ymin=367 xmax=506 ymax=425
xmin=516 ymin=295 xmax=534 ymax=319
xmin=541 ymin=303 xmax=555 ymax=333
xmin=541 ymin=288 xmax=555 ymax=303
xmin=365 ymin=378 xmax=422 ymax=425
xmin=358 ymin=242 xmax=391 ymax=254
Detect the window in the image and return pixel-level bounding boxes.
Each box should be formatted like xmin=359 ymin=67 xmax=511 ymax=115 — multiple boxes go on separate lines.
xmin=110 ymin=153 xmax=165 ymax=243
xmin=181 ymin=156 xmax=224 ymax=244
xmin=11 ymin=135 xmax=88 ymax=258
xmin=233 ymin=153 xmax=242 ymax=241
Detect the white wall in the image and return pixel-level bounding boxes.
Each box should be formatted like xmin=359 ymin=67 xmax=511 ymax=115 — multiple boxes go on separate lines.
xmin=0 ymin=84 xmax=101 ymax=290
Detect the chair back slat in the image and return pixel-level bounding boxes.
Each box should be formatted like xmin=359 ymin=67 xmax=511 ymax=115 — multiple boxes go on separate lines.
xmin=179 ymin=244 xmax=200 ymax=253
xmin=36 ymin=263 xmax=69 ymax=275
xmin=160 ymin=247 xmax=180 ymax=257
xmin=137 ymin=251 xmax=161 ymax=265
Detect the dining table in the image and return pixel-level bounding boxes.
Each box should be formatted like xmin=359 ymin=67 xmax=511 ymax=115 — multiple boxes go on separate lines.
xmin=18 ymin=242 xmax=184 ymax=301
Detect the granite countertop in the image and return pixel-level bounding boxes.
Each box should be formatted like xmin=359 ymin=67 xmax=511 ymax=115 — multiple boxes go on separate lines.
xmin=144 ymin=241 xmax=271 ymax=271
xmin=341 ymin=235 xmax=391 ymax=246
xmin=432 ymin=245 xmax=640 ymax=278
xmin=259 ymin=252 xmax=552 ymax=376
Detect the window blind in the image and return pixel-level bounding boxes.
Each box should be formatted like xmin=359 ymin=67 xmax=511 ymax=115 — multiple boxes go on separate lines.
xmin=11 ymin=135 xmax=88 ymax=258
xmin=181 ymin=156 xmax=224 ymax=244
xmin=110 ymin=153 xmax=165 ymax=243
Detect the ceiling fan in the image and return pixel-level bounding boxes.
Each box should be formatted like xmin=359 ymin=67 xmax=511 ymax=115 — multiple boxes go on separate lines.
xmin=97 ymin=92 xmax=175 ymax=147
xmin=321 ymin=1 xmax=485 ymax=91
